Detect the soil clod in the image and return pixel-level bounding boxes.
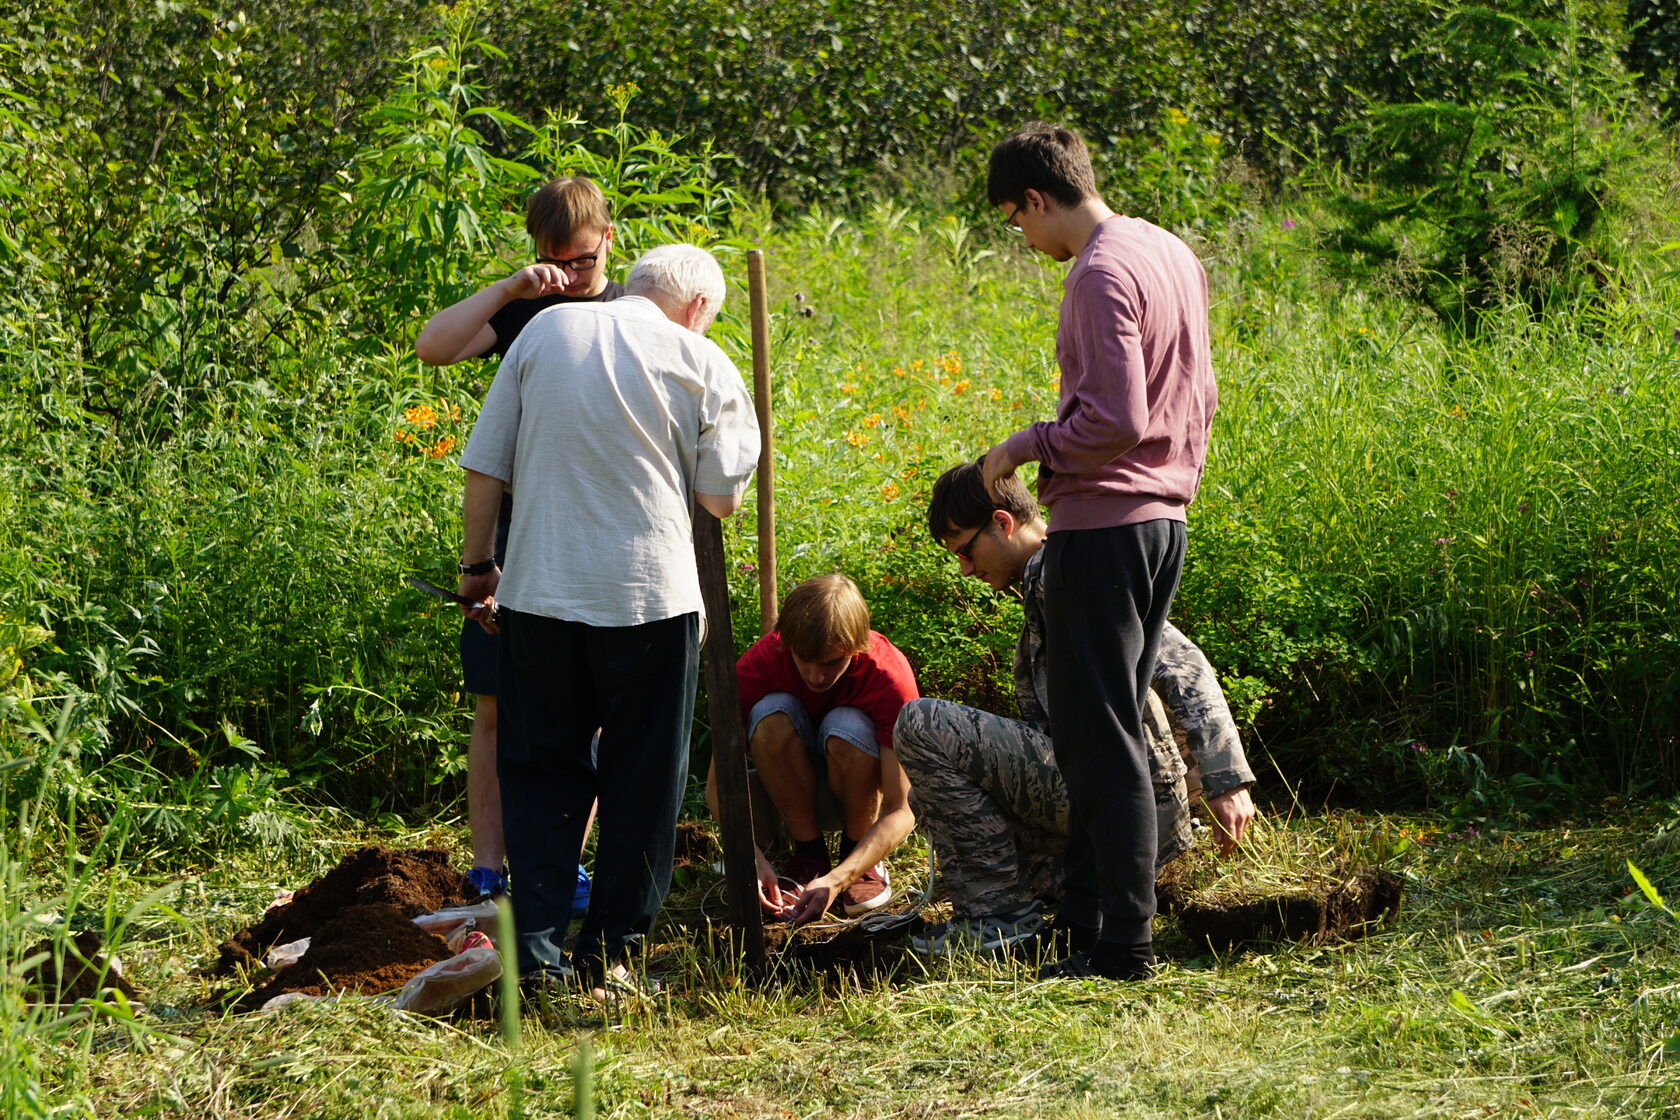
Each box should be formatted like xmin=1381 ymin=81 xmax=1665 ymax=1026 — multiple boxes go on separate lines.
xmin=24 ymin=929 xmax=141 ymax=1004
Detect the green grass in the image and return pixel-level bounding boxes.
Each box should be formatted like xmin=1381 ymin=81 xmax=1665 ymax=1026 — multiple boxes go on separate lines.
xmin=12 ymin=802 xmax=1679 ymax=1118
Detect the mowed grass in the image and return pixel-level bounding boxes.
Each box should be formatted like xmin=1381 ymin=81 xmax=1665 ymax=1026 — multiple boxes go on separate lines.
xmin=20 ymin=803 xmax=1680 ymax=1118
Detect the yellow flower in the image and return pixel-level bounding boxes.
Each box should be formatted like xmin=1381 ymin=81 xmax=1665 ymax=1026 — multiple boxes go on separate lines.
xmin=404 ymin=404 xmax=437 ymax=428
xmin=1167 ymin=107 xmax=1188 ymax=126
xmin=951 ymin=379 xmax=969 ymax=395
xmin=987 ymin=387 xmax=1003 ymax=402
xmin=844 ymin=430 xmax=870 ymax=448
xmin=892 ymin=366 xmax=906 ymax=378
xmin=880 ymin=482 xmax=900 ymax=502
xmin=839 ymin=382 xmax=858 ymax=395
xmin=426 ymin=435 xmax=457 ymax=459
xmin=899 ymin=467 xmax=917 ymax=481
xmin=864 ymin=413 xmax=881 ymax=428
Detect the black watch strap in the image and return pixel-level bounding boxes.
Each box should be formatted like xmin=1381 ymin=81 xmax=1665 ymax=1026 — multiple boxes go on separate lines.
xmin=458 ymin=558 xmax=496 ymax=576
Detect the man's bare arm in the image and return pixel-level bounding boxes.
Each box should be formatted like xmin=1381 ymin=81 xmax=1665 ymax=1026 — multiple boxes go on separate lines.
xmin=788 ymin=748 xmax=916 ymax=923
xmin=457 ymin=469 xmax=507 ymax=629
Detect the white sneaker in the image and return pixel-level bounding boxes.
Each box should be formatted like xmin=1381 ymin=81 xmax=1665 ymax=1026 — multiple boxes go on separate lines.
xmin=911 ymin=907 xmax=1044 ymax=957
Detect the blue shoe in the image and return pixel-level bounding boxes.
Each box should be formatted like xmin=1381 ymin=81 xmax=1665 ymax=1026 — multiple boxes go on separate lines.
xmin=571 ymin=866 xmax=591 ymax=919
xmin=467 ymin=865 xmax=509 ymax=898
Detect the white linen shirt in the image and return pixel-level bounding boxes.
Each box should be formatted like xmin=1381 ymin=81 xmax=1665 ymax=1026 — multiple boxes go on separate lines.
xmin=459 ymin=295 xmax=760 ymax=627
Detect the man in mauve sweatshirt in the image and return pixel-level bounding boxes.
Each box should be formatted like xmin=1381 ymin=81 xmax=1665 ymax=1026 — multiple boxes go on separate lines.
xmin=980 ymin=123 xmax=1222 ymax=981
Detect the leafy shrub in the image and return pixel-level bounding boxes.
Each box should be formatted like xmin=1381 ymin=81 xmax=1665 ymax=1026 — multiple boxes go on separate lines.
xmin=1319 ymin=2 xmax=1668 ymax=332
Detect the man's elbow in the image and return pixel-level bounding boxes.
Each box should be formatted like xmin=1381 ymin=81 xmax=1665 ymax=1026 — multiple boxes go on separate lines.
xmin=696 ymin=491 xmax=743 ymax=519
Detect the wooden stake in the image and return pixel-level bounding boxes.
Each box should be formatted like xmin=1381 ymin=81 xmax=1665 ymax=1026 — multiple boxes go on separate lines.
xmin=746 ymin=249 xmax=777 ymax=635
xmin=692 ymin=502 xmax=767 ymax=973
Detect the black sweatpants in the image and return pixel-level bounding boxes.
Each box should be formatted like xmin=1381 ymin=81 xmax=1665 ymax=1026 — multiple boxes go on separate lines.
xmin=496 ymin=607 xmax=699 ymax=977
xmin=1042 ymin=520 xmax=1185 ymax=946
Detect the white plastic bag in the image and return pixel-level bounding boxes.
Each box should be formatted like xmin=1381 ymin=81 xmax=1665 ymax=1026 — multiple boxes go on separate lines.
xmin=391 ymin=945 xmax=502 ymax=1015
xmin=264 ymin=937 xmax=311 ymax=969
xmin=411 ymin=901 xmax=499 ymax=952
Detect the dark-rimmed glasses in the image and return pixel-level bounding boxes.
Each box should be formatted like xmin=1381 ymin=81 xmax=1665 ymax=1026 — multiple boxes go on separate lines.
xmin=536 ymin=231 xmax=607 ymax=273
xmin=1003 ymin=203 xmax=1025 ymax=232
xmin=951 ymin=523 xmax=988 ymax=562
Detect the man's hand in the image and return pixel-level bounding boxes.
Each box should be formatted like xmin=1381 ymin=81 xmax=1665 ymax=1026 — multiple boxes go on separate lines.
xmin=1204 ymin=785 xmax=1255 ymax=855
xmin=787 ymin=872 xmax=839 ymax=924
xmin=458 ymin=567 xmax=501 ymax=635
xmin=754 ymin=847 xmax=790 ymax=915
xmin=981 ymin=440 xmax=1024 ymax=500
xmin=500 ymin=264 xmax=573 ymax=302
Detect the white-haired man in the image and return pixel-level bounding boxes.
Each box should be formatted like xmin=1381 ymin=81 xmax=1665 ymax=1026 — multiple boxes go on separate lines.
xmin=457 ymin=244 xmax=761 ymax=991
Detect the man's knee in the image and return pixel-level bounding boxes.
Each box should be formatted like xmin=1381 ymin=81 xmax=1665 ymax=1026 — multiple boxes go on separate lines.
xmin=749 ymin=710 xmax=806 ymax=763
xmin=892 ymin=698 xmax=965 ymax=777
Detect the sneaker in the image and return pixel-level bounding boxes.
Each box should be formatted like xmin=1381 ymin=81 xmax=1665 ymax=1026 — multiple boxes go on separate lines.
xmin=840 ymin=862 xmax=893 ymax=917
xmin=466 ymin=865 xmax=509 ymax=898
xmin=571 ymin=866 xmax=591 ymax=920
xmin=911 ymin=907 xmax=1044 ymax=957
xmin=781 ymin=849 xmax=831 ymax=889
xmin=1039 ymin=943 xmax=1156 ymax=982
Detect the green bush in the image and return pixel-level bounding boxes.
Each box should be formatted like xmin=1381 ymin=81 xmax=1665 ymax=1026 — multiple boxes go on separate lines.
xmin=1319 ymin=1 xmax=1669 ymax=333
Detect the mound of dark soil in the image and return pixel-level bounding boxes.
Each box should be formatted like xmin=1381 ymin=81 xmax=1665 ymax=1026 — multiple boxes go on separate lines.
xmin=239 ymin=903 xmax=453 ymax=1010
xmin=1173 ymin=867 xmax=1404 ymax=949
xmin=215 ymin=846 xmax=471 ymax=973
xmin=24 ymin=929 xmax=141 ymax=1004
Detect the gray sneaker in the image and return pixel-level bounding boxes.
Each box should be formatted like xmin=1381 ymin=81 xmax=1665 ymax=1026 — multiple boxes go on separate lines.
xmin=911 ymin=907 xmax=1044 ymax=957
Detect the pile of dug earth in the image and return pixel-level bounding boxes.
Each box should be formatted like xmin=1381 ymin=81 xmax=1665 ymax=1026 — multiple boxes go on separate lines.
xmin=214 ymin=846 xmax=497 ymax=1013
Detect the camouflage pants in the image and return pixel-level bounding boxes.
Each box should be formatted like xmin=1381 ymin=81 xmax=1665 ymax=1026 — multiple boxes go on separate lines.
xmin=894 ymin=695 xmax=1192 ymax=919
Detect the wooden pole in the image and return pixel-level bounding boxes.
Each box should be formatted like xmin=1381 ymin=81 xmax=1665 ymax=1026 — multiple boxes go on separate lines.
xmin=692 ymin=502 xmax=767 ymax=973
xmin=746 ymin=249 xmax=777 ymax=635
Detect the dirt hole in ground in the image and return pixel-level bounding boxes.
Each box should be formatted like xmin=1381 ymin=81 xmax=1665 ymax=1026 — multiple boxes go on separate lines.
xmin=214 ymin=846 xmax=472 ymax=974
xmin=24 ymin=929 xmax=141 ymax=1004
xmin=1158 ymin=864 xmax=1404 ymax=949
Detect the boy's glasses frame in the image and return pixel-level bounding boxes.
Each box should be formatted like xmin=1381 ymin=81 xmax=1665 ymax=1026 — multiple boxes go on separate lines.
xmin=536 ymin=231 xmax=607 ymax=272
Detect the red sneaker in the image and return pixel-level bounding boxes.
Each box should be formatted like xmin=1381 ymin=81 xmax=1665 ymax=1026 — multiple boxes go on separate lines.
xmin=840 ymin=862 xmax=893 ymax=917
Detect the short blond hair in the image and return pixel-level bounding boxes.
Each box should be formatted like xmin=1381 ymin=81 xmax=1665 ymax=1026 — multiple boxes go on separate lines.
xmin=777 ymin=574 xmax=870 ymax=660
xmin=525 ymin=176 xmax=610 ymax=251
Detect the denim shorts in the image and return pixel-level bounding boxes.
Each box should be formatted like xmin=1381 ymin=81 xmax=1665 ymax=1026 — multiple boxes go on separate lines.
xmin=747 ymin=693 xmax=880 ymax=761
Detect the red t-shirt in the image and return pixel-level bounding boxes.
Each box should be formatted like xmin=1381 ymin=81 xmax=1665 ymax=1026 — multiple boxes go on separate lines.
xmin=735 ymin=630 xmax=919 ymax=750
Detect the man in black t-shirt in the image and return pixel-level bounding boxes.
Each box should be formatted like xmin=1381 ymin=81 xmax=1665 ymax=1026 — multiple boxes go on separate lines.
xmin=415 ymin=176 xmax=624 ymax=902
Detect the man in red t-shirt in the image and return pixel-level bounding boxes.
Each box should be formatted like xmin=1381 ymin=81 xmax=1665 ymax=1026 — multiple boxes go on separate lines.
xmin=706 ymin=574 xmax=918 ymax=922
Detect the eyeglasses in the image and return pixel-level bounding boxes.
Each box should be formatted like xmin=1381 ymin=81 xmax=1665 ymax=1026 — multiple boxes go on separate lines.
xmin=951 ymin=523 xmax=987 ymax=562
xmin=1004 ymin=203 xmax=1025 ymax=233
xmin=536 ymin=231 xmax=607 ymax=273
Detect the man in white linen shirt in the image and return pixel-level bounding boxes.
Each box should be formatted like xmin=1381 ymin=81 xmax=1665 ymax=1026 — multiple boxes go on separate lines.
xmin=456 ymin=243 xmax=760 ymax=989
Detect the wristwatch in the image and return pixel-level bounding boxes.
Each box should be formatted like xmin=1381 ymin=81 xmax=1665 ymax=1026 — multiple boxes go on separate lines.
xmin=458 ymin=558 xmax=496 ymax=576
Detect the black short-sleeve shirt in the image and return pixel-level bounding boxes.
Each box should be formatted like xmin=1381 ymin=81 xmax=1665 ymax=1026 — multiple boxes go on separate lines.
xmin=480 ymin=280 xmax=627 ymax=358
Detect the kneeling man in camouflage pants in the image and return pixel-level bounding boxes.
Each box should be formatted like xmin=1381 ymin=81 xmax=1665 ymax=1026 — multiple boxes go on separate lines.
xmin=897 ymin=461 xmax=1256 ymax=957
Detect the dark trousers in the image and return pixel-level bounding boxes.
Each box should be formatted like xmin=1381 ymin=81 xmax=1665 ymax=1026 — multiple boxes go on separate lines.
xmin=1042 ymin=520 xmax=1185 ymax=946
xmin=496 ymin=607 xmax=699 ymax=976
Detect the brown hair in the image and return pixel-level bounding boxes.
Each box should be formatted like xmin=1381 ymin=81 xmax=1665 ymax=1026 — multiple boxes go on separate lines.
xmin=777 ymin=574 xmax=871 ymax=660
xmin=525 ymin=176 xmax=611 ymax=251
xmin=926 ymin=458 xmax=1040 ymax=541
xmin=986 ymin=123 xmax=1098 ymax=209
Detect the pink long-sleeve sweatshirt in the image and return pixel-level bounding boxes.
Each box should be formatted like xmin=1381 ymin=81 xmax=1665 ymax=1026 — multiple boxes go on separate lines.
xmin=1003 ymin=215 xmax=1218 ymax=532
